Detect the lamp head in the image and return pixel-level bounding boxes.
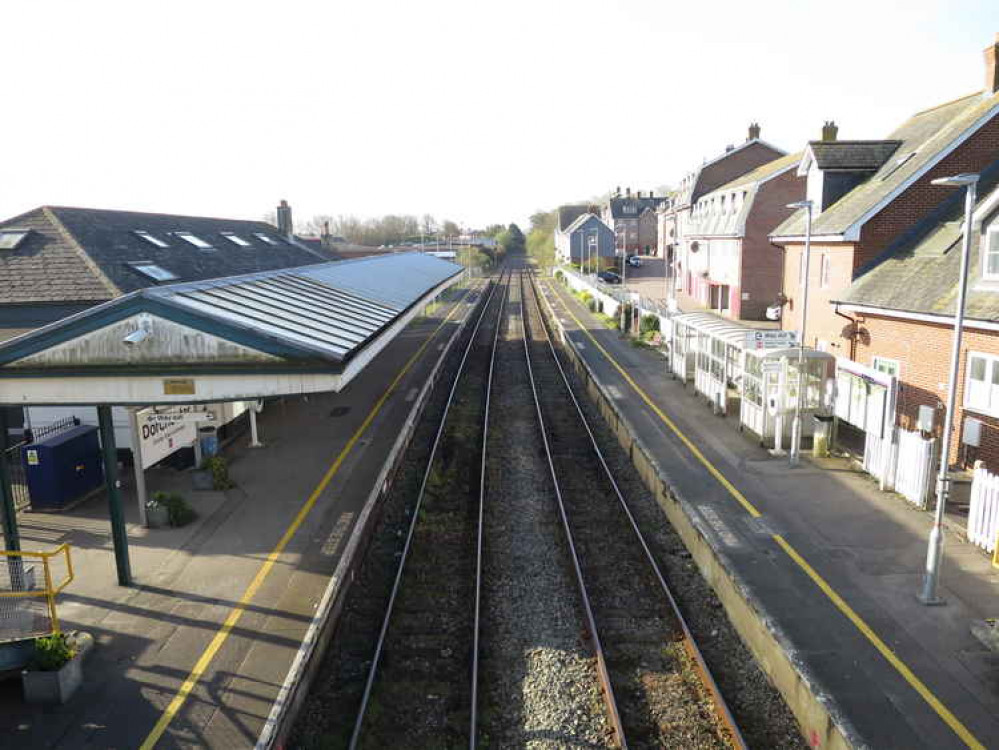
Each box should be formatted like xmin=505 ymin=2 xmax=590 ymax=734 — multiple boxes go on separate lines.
xmin=787 ymin=200 xmax=814 ymax=210
xmin=931 ymin=173 xmax=979 ymax=187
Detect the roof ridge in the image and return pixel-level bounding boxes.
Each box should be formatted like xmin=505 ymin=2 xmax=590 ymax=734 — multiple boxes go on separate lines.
xmin=42 ymin=207 xmax=121 ymax=298
xmin=45 ymin=204 xmax=278 ymax=227
xmin=809 ymin=139 xmax=903 ymax=146
xmin=911 ymin=90 xmax=985 ymax=118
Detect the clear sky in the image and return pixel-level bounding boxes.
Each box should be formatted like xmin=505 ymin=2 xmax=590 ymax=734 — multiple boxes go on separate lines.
xmin=3 ymin=1 xmax=998 ymax=231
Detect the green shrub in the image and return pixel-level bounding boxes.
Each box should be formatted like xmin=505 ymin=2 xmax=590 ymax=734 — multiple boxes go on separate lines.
xmin=32 ymin=633 xmax=76 ymax=671
xmin=152 ymin=491 xmax=198 ymax=527
xmin=640 ymin=314 xmax=661 ymax=335
xmin=201 ymin=456 xmax=235 ymax=490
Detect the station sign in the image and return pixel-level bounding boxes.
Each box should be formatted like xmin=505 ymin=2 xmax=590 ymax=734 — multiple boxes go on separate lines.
xmin=744 ymin=330 xmax=798 ymax=351
xmin=136 ymin=406 xmax=212 ymax=469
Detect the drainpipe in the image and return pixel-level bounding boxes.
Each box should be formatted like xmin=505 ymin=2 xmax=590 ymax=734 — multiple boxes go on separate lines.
xmin=834 ymin=303 xmax=858 ymax=360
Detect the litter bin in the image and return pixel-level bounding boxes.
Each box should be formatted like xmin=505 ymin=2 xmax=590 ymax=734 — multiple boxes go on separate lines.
xmin=813 ymin=414 xmax=834 ymax=458
xmin=198 ymin=425 xmax=219 ymax=458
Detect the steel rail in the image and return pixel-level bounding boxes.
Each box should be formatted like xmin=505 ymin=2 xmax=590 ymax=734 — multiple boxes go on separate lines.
xmin=522 ymin=269 xmax=747 ymax=750
xmin=517 ymin=270 xmax=628 ymax=750
xmin=470 ymin=268 xmax=509 ymax=749
xmin=349 ymin=269 xmax=508 ymax=750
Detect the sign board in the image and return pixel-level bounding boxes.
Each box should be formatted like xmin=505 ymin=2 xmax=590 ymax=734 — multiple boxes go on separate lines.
xmin=136 ymin=406 xmax=211 ymax=469
xmin=163 ymin=378 xmax=196 ymax=396
xmin=744 ymin=330 xmax=798 ymax=351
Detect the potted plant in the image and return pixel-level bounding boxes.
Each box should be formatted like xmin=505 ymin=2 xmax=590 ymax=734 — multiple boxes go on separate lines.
xmin=22 ymin=632 xmax=82 ymax=704
xmin=163 ymin=492 xmax=197 ymax=527
xmin=145 ymin=493 xmax=170 ymax=528
xmin=202 ymin=456 xmax=236 ymax=490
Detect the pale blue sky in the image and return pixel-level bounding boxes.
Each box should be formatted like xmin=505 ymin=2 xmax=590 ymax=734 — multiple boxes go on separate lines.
xmin=3 ymin=0 xmax=998 ymax=230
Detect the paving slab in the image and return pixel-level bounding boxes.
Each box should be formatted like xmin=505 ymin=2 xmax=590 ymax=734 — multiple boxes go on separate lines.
xmin=543 ymin=275 xmax=999 ymax=750
xmin=0 ymin=279 xmax=483 ymax=749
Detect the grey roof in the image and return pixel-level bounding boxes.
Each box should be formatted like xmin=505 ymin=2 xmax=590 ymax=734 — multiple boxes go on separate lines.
xmin=0 ymin=206 xmax=328 ymax=305
xmin=838 ymin=159 xmax=999 ymax=320
xmin=808 ymin=141 xmax=902 ymax=170
xmin=607 ymin=196 xmax=667 ymax=219
xmin=564 ymin=213 xmax=612 ymax=235
xmin=676 ymin=139 xmax=787 ymax=208
xmin=2 ymin=252 xmax=463 ymax=366
xmin=557 ymin=204 xmax=592 ymax=232
xmin=774 ymin=91 xmax=999 ymax=238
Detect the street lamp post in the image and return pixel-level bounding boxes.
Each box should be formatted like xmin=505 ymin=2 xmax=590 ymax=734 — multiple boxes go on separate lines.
xmin=919 ymin=172 xmax=979 ymax=605
xmin=787 ymin=200 xmax=814 ymax=467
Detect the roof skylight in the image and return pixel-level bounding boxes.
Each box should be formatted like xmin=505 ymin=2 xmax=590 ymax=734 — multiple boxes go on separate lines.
xmin=253 ymin=232 xmax=281 ymax=245
xmin=129 ymin=262 xmax=178 ymax=282
xmin=0 ymin=229 xmax=30 ymax=250
xmin=133 ymin=230 xmax=170 ymax=248
xmin=221 ymin=232 xmax=252 ymax=247
xmin=175 ymin=231 xmax=213 ymax=249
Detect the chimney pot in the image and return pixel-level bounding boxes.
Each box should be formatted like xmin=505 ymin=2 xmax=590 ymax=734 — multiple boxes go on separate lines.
xmin=821 ymin=121 xmax=839 ymax=141
xmin=985 ymin=33 xmax=999 ymax=95
xmin=626 ymin=187 xmax=632 ymax=198
xmin=725 ymin=144 xmax=735 ymax=152
xmin=276 ymin=200 xmax=294 ymax=239
xmin=748 ymin=122 xmax=761 ymax=141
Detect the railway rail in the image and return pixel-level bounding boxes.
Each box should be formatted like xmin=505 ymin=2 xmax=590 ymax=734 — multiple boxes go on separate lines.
xmin=519 ymin=269 xmax=746 ymax=749
xmin=348 ymin=269 xmax=509 ymax=749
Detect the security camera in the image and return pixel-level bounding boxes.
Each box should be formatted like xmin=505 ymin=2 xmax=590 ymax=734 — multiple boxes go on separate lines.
xmin=122 ymin=327 xmax=151 ymax=346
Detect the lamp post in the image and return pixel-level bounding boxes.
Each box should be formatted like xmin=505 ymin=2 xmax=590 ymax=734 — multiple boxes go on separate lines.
xmin=919 ymin=172 xmax=979 ymax=605
xmin=787 ymin=200 xmax=814 ymax=467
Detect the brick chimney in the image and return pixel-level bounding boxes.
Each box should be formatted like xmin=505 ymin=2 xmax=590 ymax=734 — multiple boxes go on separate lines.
xmin=986 ymin=33 xmax=999 ymax=95
xmin=821 ymin=121 xmax=839 ymax=141
xmin=748 ymin=122 xmax=761 ymax=141
xmin=276 ymin=199 xmax=293 ymax=239
xmin=626 ymin=187 xmax=632 ymax=198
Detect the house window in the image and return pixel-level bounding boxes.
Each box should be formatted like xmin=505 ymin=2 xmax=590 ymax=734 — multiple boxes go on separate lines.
xmin=253 ymin=232 xmax=280 ymax=245
xmin=872 ymin=356 xmax=899 ymax=377
xmin=174 ymin=231 xmax=213 ymax=249
xmin=133 ymin=230 xmax=169 ymax=248
xmin=965 ymin=351 xmax=999 ymax=415
xmin=983 ymin=226 xmax=999 ymax=280
xmin=820 ymin=254 xmax=830 ymax=288
xmin=129 ymin=262 xmax=177 ymax=282
xmin=0 ymin=230 xmax=30 ymax=250
xmin=221 ymin=232 xmax=252 ymax=247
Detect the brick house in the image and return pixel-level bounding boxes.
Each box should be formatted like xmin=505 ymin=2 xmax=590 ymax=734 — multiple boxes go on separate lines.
xmin=834 ymin=172 xmax=999 ymax=469
xmin=658 ymin=125 xmax=787 ymax=307
xmin=770 ymin=37 xmax=999 ymax=355
xmin=677 ymin=151 xmax=804 ymax=320
xmin=601 ymin=188 xmax=666 ymax=254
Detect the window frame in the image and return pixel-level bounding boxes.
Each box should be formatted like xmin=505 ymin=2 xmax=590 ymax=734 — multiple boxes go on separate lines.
xmin=819 ymin=253 xmax=831 ymax=289
xmin=128 ymin=261 xmax=178 ymax=282
xmin=0 ymin=229 xmax=30 ymax=250
xmin=964 ymin=350 xmax=999 ymax=417
xmin=253 ymin=232 xmax=280 ymax=246
xmin=983 ymin=225 xmax=999 ymax=281
xmin=872 ymin=356 xmax=899 ymax=378
xmin=174 ymin=231 xmax=213 ymax=250
xmin=220 ymin=232 xmax=252 ymax=247
xmin=133 ymin=230 xmax=170 ymax=248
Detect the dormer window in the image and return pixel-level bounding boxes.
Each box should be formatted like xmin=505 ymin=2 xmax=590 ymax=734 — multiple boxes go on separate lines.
xmin=0 ymin=229 xmax=30 ymax=250
xmin=984 ymin=226 xmax=999 ymax=281
xmin=175 ymin=231 xmax=213 ymax=249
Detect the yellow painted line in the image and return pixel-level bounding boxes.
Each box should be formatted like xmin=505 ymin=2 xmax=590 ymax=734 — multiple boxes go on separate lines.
xmin=547 ymin=279 xmax=986 ymax=750
xmin=140 ymin=280 xmax=480 ymax=750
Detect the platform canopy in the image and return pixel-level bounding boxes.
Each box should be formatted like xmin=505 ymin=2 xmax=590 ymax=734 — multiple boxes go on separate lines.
xmin=0 ymin=252 xmax=463 ymax=406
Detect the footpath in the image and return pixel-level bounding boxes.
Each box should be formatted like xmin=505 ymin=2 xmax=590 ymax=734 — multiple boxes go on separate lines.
xmin=0 ymin=279 xmax=483 ymax=749
xmin=542 ymin=275 xmax=999 ymax=750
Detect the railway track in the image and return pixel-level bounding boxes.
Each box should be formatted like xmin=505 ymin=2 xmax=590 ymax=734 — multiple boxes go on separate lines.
xmin=519 ymin=269 xmax=746 ymax=750
xmin=348 ymin=269 xmax=508 ymax=750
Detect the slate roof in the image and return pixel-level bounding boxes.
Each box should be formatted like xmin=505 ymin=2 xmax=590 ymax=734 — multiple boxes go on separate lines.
xmin=606 ymin=196 xmax=667 ymax=219
xmin=774 ymin=91 xmax=999 ymax=238
xmin=557 ymin=204 xmax=591 ymax=232
xmin=837 ymin=159 xmax=999 ymax=320
xmin=564 ymin=213 xmax=612 ymax=235
xmin=807 ymin=141 xmax=902 ymax=171
xmin=0 ymin=206 xmax=328 ymax=305
xmin=676 ymin=139 xmax=787 ymax=208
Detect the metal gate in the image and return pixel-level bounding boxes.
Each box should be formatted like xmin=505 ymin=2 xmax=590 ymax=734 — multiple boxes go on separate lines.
xmin=0 ymin=544 xmax=74 ymax=642
xmin=4 ymin=417 xmax=79 ymax=511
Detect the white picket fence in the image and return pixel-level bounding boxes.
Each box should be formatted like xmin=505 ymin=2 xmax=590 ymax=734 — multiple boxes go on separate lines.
xmin=863 ymin=427 xmax=935 ymax=507
xmin=968 ymin=464 xmax=999 ymax=553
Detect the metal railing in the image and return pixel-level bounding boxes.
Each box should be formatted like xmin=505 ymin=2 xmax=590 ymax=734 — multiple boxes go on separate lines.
xmin=0 ymin=544 xmax=74 ymax=643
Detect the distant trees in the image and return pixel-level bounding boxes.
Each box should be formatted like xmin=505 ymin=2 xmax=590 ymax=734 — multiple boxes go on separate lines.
xmin=526 ymin=209 xmax=557 ymax=270
xmin=497 ymin=223 xmax=525 ymax=257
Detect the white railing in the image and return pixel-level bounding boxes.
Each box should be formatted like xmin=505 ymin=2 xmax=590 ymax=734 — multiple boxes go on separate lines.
xmin=863 ymin=426 xmax=934 ymax=507
xmin=968 ymin=464 xmax=999 ymax=553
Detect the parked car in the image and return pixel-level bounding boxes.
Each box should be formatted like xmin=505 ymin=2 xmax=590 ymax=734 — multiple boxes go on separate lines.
xmin=598 ymin=270 xmax=622 ymax=284
xmin=627 ymin=255 xmax=642 ymax=268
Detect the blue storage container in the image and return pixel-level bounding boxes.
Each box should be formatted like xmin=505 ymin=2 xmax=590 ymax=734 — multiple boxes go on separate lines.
xmin=21 ymin=425 xmax=104 ymax=510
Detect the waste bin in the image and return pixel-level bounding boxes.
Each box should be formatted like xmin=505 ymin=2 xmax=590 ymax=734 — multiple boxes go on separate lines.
xmin=813 ymin=414 xmax=834 ymax=458
xmin=198 ymin=425 xmax=219 ymax=458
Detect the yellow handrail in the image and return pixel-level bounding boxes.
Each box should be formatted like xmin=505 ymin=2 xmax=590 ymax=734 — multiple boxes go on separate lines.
xmin=0 ymin=544 xmax=74 ymax=635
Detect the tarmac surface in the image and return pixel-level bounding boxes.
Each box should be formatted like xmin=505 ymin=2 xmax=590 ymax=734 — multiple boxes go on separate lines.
xmin=0 ymin=279 xmax=482 ymax=749
xmin=542 ymin=274 xmax=999 ymax=750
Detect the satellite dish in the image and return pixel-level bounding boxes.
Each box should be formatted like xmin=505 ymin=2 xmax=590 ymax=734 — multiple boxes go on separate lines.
xmin=765 ymin=305 xmax=782 ymax=321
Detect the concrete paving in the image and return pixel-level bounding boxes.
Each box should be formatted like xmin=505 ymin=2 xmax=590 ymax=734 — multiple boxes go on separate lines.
xmin=542 ymin=274 xmax=999 ymax=750
xmin=0 ymin=279 xmax=483 ymax=749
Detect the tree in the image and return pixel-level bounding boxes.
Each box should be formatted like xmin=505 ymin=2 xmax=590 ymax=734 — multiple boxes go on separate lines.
xmin=526 ymin=208 xmax=557 ymax=271
xmin=441 ymin=220 xmax=460 ymax=238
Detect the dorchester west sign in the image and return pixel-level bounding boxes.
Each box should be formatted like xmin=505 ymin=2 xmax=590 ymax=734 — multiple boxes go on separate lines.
xmin=136 ymin=405 xmax=213 ymax=469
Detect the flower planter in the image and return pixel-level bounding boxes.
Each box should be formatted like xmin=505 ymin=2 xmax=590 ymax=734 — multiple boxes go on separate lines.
xmin=22 ymin=654 xmax=82 ymax=704
xmin=145 ymin=504 xmax=169 ymax=528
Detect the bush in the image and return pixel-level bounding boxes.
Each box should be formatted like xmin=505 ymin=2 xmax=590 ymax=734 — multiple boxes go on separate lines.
xmin=640 ymin=314 xmax=661 ymax=335
xmin=152 ymin=491 xmax=198 ymax=527
xmin=201 ymin=456 xmax=235 ymax=490
xmin=32 ymin=633 xmax=76 ymax=671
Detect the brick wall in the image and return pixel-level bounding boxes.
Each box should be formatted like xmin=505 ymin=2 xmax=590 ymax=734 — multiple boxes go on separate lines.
xmin=857 ymin=312 xmax=999 ymax=469
xmin=856 ymin=114 xmax=999 ymax=269
xmin=741 ymin=169 xmax=804 ymax=320
xmin=694 ymin=142 xmax=785 ymax=202
xmin=780 ymin=241 xmax=857 ymax=352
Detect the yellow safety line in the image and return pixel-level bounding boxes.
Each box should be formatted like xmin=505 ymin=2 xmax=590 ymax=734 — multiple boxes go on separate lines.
xmin=140 ymin=280 xmax=480 ymax=750
xmin=548 ymin=280 xmax=986 ymax=750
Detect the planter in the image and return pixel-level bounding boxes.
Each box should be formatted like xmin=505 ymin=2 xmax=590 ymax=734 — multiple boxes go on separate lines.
xmin=191 ymin=469 xmax=214 ymax=491
xmin=22 ymin=655 xmax=82 ymax=704
xmin=146 ymin=504 xmax=169 ymax=528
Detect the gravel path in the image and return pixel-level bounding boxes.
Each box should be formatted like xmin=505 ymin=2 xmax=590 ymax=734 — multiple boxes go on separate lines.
xmin=479 ymin=280 xmax=613 ymax=749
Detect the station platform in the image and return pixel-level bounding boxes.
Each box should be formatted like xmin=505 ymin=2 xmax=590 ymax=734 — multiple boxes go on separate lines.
xmin=0 ymin=279 xmax=482 ymax=749
xmin=541 ymin=275 xmax=999 ymax=750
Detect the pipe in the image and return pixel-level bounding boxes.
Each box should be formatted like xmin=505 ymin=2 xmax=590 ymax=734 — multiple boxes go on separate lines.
xmin=834 ymin=303 xmax=858 ymax=360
